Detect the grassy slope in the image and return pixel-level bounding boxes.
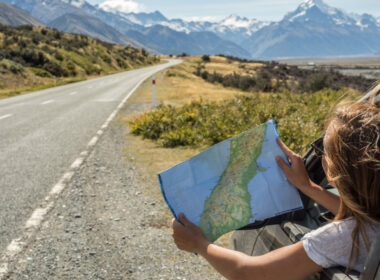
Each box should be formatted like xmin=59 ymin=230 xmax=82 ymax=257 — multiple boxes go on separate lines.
xmin=0 ymin=24 xmax=159 ymax=98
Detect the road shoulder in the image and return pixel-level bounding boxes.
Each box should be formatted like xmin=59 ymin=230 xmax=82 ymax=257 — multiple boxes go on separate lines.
xmin=7 ymin=106 xmax=221 ymax=280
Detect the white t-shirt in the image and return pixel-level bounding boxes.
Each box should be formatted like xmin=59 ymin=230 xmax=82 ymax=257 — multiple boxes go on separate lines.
xmin=302 ymin=218 xmax=378 ymax=272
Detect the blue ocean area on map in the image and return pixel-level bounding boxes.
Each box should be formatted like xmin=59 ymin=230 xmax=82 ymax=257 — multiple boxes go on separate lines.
xmin=158 ymin=138 xmax=231 ymax=225
xmin=158 ymin=120 xmax=303 ymax=240
xmin=248 ymin=121 xmax=303 ymax=222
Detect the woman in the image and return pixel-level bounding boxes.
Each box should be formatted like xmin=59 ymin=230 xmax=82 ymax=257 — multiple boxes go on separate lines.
xmin=171 ymin=88 xmax=380 ymax=280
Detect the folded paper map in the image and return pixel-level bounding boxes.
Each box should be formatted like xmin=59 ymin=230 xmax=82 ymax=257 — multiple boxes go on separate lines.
xmin=158 ymin=120 xmax=303 ymax=242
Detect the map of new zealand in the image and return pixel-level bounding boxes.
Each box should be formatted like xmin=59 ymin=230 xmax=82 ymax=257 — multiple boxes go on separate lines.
xmin=158 ymin=120 xmax=303 ymax=242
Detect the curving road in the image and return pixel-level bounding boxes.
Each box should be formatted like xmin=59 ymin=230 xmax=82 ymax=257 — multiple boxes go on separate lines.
xmin=0 ymin=59 xmax=181 ymax=252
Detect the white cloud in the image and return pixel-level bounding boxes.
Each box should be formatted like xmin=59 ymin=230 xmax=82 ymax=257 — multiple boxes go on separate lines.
xmin=98 ymin=0 xmax=144 ymax=14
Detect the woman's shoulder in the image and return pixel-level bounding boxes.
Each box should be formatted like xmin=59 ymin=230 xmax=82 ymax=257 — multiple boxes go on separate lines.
xmin=302 ymin=218 xmax=355 ymax=248
xmin=312 ymin=218 xmax=376 ymax=235
xmin=301 ymin=217 xmax=378 ymax=272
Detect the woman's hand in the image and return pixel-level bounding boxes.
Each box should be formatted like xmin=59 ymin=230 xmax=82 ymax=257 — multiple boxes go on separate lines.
xmin=171 ymin=213 xmax=210 ymax=254
xmin=275 ymin=138 xmax=312 ymax=192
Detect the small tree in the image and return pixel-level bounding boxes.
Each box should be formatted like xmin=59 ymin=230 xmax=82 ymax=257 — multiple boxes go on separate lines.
xmin=202 ymin=54 xmax=210 ymax=62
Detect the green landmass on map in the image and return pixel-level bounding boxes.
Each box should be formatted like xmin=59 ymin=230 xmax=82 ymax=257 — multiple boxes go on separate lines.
xmin=199 ymin=123 xmax=267 ymax=241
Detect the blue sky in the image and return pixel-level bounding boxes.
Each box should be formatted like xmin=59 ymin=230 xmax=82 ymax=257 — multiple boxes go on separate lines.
xmin=87 ymin=0 xmax=380 ymax=21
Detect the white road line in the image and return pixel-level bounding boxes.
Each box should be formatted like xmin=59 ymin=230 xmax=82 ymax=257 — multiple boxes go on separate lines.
xmin=25 ymin=202 xmax=53 ymax=229
xmin=0 ymin=62 xmax=178 ymax=279
xmin=69 ymin=91 xmax=77 ymax=96
xmin=0 ymin=114 xmax=12 ymax=120
xmin=41 ymin=100 xmax=54 ymax=105
xmin=70 ymin=157 xmax=84 ymax=169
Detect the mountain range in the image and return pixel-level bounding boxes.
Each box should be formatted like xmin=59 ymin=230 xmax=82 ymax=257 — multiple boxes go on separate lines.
xmin=0 ymin=2 xmax=44 ymax=26
xmin=1 ymin=0 xmax=380 ymax=59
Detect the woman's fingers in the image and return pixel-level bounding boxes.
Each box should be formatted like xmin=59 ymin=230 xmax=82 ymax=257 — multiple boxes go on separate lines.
xmin=179 ymin=213 xmax=190 ymax=226
xmin=276 ymin=156 xmax=291 ymax=176
xmin=172 ymin=217 xmax=185 ymax=234
xmin=276 ymin=138 xmax=294 ymax=157
xmin=171 ymin=218 xmax=176 ymax=227
xmin=171 ymin=213 xmax=208 ymax=253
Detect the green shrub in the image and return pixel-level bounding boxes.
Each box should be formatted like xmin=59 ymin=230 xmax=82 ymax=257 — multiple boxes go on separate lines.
xmin=28 ymin=67 xmax=53 ymax=77
xmin=43 ymin=61 xmax=65 ymax=77
xmin=298 ymin=72 xmax=337 ymax=92
xmin=100 ymin=53 xmax=112 ymax=63
xmin=202 ymin=55 xmax=211 ymax=62
xmin=54 ymin=52 xmax=64 ymax=61
xmin=116 ymin=57 xmax=127 ymax=68
xmin=195 ymin=60 xmax=374 ymax=94
xmin=66 ymin=62 xmax=77 ymax=76
xmin=129 ymin=89 xmax=359 ymax=153
xmin=167 ymin=71 xmax=188 ymax=79
xmin=8 ymin=61 xmax=25 ymax=74
xmin=16 ymin=25 xmax=33 ymax=31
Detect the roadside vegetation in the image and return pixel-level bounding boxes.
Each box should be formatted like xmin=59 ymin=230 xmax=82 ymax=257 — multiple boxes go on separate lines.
xmin=128 ymin=56 xmax=369 ymax=154
xmin=196 ymin=55 xmax=374 ymax=93
xmin=0 ymin=24 xmax=159 ymax=98
xmin=129 ymin=89 xmax=355 ymax=153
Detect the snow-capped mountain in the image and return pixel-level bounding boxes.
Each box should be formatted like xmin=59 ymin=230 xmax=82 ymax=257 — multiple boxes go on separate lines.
xmin=88 ymin=8 xmax=252 ymax=56
xmin=208 ymin=15 xmax=270 ymax=44
xmin=217 ymin=14 xmax=267 ymax=33
xmin=243 ymin=0 xmax=380 ymax=58
xmin=109 ymin=10 xmax=168 ymax=26
xmin=96 ymin=7 xmax=270 ymax=45
xmin=124 ymin=25 xmax=251 ymax=58
xmin=284 ymin=0 xmax=351 ymax=23
xmin=0 ymin=0 xmax=251 ymax=57
xmin=283 ymin=0 xmax=378 ymax=29
xmin=61 ymin=0 xmax=86 ymax=8
xmin=1 ymin=0 xmax=380 ymax=58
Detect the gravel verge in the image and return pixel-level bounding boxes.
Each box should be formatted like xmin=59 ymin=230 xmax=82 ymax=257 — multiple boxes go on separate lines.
xmin=6 ymin=106 xmax=223 ymax=280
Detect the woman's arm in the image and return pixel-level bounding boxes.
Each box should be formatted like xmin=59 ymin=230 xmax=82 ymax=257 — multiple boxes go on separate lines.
xmin=275 ymin=139 xmax=340 ymax=215
xmin=172 ymin=214 xmax=322 ymax=280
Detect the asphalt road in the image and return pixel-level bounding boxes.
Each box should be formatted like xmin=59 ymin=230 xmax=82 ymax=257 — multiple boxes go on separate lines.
xmin=0 ymin=59 xmax=181 ymax=253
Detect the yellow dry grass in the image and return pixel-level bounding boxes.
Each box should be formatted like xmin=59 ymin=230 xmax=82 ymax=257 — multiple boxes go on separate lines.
xmin=0 ymin=73 xmax=86 ymax=99
xmin=182 ymin=55 xmax=264 ymax=76
xmin=128 ymin=60 xmax=245 ymax=107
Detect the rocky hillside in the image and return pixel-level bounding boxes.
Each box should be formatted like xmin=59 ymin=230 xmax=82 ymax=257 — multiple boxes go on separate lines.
xmin=0 ymin=24 xmax=159 ymax=95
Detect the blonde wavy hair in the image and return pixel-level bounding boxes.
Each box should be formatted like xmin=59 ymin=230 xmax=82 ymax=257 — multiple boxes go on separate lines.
xmin=323 ymin=84 xmax=380 ymax=270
